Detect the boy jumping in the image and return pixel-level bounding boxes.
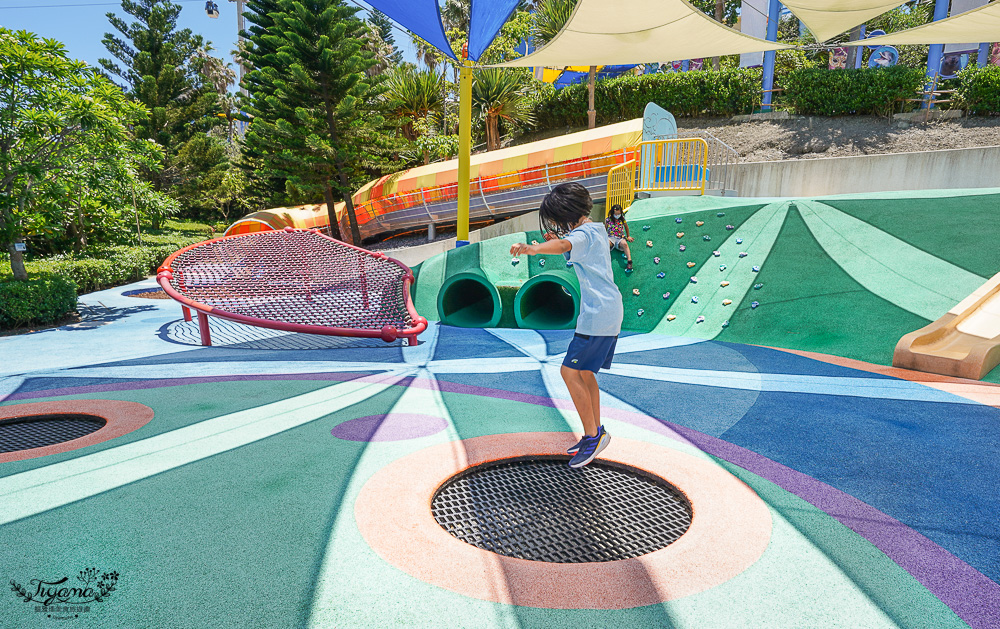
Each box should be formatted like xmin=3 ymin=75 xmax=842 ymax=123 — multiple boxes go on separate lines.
xmin=510 ymin=183 xmax=624 ymax=468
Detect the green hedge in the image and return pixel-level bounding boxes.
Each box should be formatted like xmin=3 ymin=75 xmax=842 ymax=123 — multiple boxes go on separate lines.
xmin=28 ymin=243 xmax=194 ymax=295
xmin=781 ymin=65 xmax=925 ymax=116
xmin=0 ymin=274 xmax=78 ymax=329
xmin=956 ymin=65 xmax=1000 ymax=114
xmin=531 ymin=68 xmax=763 ymax=129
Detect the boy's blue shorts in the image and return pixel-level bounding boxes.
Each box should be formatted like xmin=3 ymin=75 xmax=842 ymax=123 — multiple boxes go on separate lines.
xmin=562 ymin=333 xmax=618 ymax=372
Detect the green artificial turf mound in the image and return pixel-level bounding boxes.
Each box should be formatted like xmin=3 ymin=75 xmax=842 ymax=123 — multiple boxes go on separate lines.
xmin=407 ymin=189 xmax=1000 ymax=378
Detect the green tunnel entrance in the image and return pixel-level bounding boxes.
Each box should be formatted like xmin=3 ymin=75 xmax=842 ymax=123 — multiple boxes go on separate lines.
xmin=437 ymin=270 xmax=503 ymax=328
xmin=514 ymin=270 xmax=581 ymax=330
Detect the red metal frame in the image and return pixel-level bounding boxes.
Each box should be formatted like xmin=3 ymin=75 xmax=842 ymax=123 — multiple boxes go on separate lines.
xmin=157 ymin=228 xmax=428 ymax=347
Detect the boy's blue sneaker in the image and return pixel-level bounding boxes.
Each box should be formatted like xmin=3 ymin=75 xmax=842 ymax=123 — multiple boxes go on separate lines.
xmin=568 ymin=427 xmax=610 ymax=468
xmin=567 ymin=425 xmax=605 ymax=454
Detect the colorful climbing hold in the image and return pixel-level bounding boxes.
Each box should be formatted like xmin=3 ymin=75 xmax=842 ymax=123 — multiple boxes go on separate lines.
xmin=667 ymin=314 xmax=676 ymax=321
xmin=753 ymin=283 xmax=763 ymax=290
xmin=720 ymin=281 xmax=730 ymax=287
xmin=696 ymin=315 xmax=705 ymax=323
xmin=679 ymin=244 xmax=686 ymax=252
xmin=654 ymin=256 xmax=661 ymax=264
xmin=643 ymin=225 xmax=651 ymax=231
xmin=662 ymin=292 xmax=671 ymax=299
xmin=676 ymin=232 xmax=685 ymax=238
xmin=703 ymin=235 xmax=711 ymax=241
xmin=716 ymin=212 xmax=725 ymax=217
xmin=736 ymin=238 xmax=743 ymax=244
xmin=690 ymin=276 xmax=698 ymax=283
xmin=646 ymin=240 xmax=653 ymax=247
xmin=752 ymin=265 xmax=760 ymax=272
xmin=713 ymin=250 xmax=721 ymax=257
xmin=657 ymin=272 xmax=665 ymax=279
xmin=633 ymin=288 xmax=640 ymax=296
xmin=687 ymin=261 xmax=696 ymax=268
xmin=567 ymin=261 xmax=574 ymax=267
xmin=675 ymin=218 xmax=683 ymax=223
xmin=539 ymin=259 xmax=546 ymax=267
xmin=722 ymin=299 xmax=732 ymax=306
xmin=721 ymin=320 xmax=729 ymax=328
xmin=696 ymin=221 xmax=704 ymax=227
xmin=691 ymin=296 xmax=699 ymax=304
xmin=511 ymin=257 xmax=520 ymax=265
xmin=719 ymin=264 xmax=727 ymax=271
xmin=531 ymin=240 xmax=538 ymax=245
xmin=751 ymin=301 xmax=759 ymax=309
xmin=726 ymin=225 xmax=734 ymax=231
xmin=637 ymin=308 xmax=645 ymax=317
xmin=738 ymin=252 xmax=748 ymax=258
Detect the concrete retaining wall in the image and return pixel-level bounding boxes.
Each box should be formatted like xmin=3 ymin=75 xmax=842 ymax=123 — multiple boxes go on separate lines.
xmin=731 ymin=145 xmax=1000 ymax=197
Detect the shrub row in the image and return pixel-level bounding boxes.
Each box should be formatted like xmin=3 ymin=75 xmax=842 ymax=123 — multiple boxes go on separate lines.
xmin=774 ymin=65 xmax=926 ymax=116
xmin=956 ymin=65 xmax=1000 ymax=114
xmin=0 ymin=274 xmax=78 ymax=329
xmin=29 ymin=242 xmax=195 ymax=295
xmin=530 ymin=68 xmax=764 ymax=129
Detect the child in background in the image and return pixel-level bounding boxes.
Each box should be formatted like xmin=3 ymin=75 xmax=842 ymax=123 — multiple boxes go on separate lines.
xmin=605 ymin=204 xmax=633 ymax=271
xmin=510 ymin=183 xmax=624 ymax=468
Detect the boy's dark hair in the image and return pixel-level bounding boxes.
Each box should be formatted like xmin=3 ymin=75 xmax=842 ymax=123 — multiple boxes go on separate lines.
xmin=539 ymin=182 xmax=593 ymax=236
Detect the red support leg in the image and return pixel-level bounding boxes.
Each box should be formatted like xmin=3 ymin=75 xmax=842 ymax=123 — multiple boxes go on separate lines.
xmin=197 ymin=312 xmax=212 ymax=346
xmin=183 ymin=306 xmax=192 ymax=322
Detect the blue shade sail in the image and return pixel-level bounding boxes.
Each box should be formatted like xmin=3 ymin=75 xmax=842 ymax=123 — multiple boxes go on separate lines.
xmin=364 ymin=0 xmax=457 ymax=60
xmin=468 ymin=0 xmax=522 ymax=61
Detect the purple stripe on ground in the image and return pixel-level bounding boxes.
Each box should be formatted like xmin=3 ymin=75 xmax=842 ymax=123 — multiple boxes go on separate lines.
xmin=6 ymin=371 xmax=997 ymax=626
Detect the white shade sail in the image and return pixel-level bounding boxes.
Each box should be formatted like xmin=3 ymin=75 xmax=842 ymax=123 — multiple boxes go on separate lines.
xmin=781 ymin=1 xmax=908 ymax=42
xmin=495 ymin=0 xmax=789 ymax=67
xmin=848 ymin=1 xmax=1000 ymax=46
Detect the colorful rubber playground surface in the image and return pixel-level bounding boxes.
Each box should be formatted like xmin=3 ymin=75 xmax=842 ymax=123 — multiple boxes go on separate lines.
xmin=2 ymin=190 xmax=999 ymax=628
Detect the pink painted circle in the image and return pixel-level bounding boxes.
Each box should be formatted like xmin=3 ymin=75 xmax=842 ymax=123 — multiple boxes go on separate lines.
xmin=331 ymin=413 xmax=447 ymax=442
xmin=355 ymin=432 xmax=772 ymax=609
xmin=0 ymin=399 xmax=154 ymax=463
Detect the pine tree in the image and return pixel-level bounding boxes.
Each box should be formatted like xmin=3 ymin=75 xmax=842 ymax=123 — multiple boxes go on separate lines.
xmin=99 ymin=0 xmax=221 ymax=215
xmin=242 ymin=0 xmax=403 ymax=244
xmin=367 ymin=8 xmax=401 ymax=63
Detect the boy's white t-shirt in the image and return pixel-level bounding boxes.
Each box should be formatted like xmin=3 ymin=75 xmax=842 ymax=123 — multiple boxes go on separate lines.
xmin=563 ymin=221 xmax=624 ymax=337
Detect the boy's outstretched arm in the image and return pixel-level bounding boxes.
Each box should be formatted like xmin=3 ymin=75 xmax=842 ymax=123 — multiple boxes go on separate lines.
xmin=511 ymin=238 xmax=571 ymax=256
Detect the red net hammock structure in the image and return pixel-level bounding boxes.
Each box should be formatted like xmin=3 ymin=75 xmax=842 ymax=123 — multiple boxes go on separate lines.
xmin=157 ymin=228 xmax=427 ymax=346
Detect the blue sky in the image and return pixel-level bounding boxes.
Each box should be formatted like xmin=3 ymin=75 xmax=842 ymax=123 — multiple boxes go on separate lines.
xmin=0 ymin=0 xmax=418 ymax=80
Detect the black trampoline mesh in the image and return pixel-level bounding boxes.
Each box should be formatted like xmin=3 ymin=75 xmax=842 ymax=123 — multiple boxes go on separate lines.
xmin=0 ymin=414 xmax=106 ymax=453
xmin=432 ymin=458 xmax=692 ymax=563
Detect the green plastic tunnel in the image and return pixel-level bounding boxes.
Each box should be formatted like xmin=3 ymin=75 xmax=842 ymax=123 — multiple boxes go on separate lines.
xmin=514 ymin=269 xmax=581 ymax=330
xmin=437 ymin=268 xmax=503 ymax=328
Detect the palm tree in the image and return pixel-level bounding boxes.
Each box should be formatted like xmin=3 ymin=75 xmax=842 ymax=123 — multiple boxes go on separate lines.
xmin=471 ymin=68 xmax=534 ymax=151
xmin=386 ymin=66 xmax=445 ymax=141
xmin=361 ymin=22 xmax=396 ymax=77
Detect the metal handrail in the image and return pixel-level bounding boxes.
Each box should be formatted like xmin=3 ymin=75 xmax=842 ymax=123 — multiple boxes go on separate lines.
xmin=605 ymin=159 xmax=637 ymax=217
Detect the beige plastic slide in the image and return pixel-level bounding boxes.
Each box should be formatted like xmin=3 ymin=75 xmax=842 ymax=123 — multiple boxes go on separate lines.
xmin=894 ymin=271 xmax=1000 ymax=380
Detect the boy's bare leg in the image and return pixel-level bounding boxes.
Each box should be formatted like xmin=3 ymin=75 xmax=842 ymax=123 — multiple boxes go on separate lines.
xmin=580 ymin=370 xmax=602 ymax=430
xmin=560 ymin=365 xmax=598 ymax=437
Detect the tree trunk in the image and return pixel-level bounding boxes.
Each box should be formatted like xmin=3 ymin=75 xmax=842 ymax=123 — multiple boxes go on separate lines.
xmin=712 ymin=0 xmax=724 ymax=70
xmin=486 ymin=113 xmax=500 ymax=151
xmin=322 ymin=185 xmax=346 ymax=242
xmin=587 ymin=66 xmax=596 ymax=129
xmin=75 ymin=201 xmax=87 ymax=253
xmin=7 ymin=240 xmax=27 ymax=281
xmin=337 ymin=173 xmax=363 ymax=245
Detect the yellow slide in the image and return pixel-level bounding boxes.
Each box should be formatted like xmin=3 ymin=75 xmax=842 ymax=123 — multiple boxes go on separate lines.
xmin=894 ymin=271 xmax=1000 ymax=380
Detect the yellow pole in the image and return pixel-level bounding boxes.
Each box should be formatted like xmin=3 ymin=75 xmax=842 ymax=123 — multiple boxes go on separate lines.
xmin=456 ymin=59 xmax=472 ymax=246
